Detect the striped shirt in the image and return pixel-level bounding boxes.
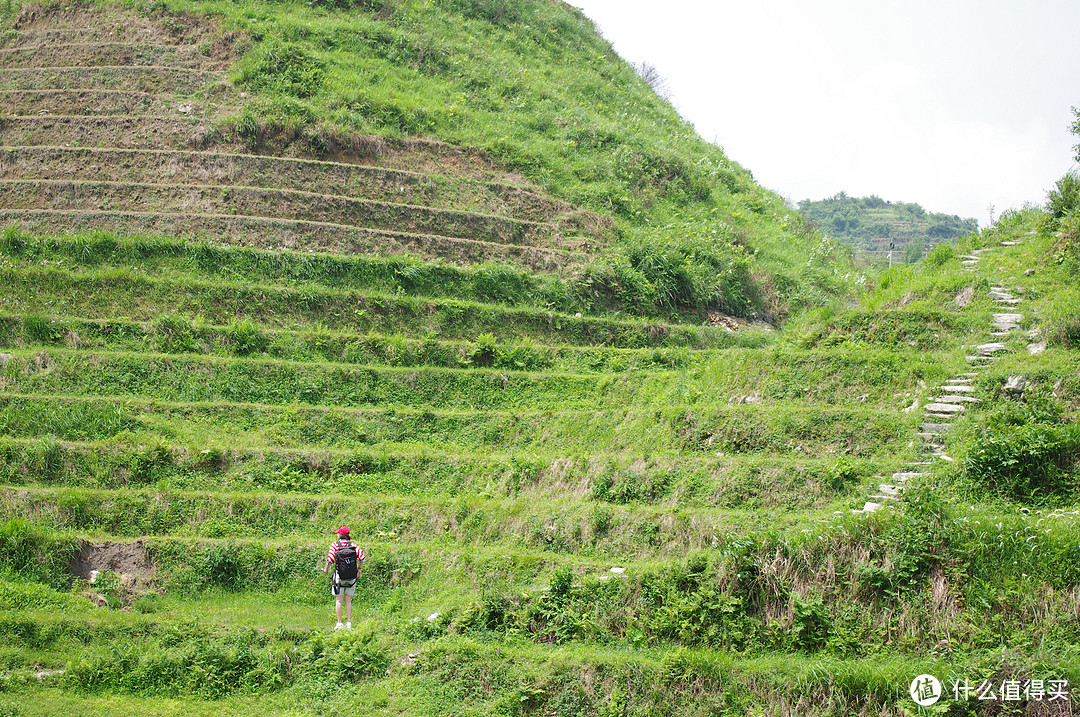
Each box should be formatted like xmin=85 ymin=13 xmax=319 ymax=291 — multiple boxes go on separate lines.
xmin=326 ymin=539 xmax=364 ymax=568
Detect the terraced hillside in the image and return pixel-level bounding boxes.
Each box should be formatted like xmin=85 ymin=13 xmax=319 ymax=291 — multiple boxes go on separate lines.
xmin=2 ymin=2 xmax=1079 ymax=716
xmin=0 ymin=3 xmax=602 ymax=272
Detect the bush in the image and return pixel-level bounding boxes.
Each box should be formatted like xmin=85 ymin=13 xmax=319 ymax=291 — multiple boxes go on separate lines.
xmin=239 ymin=40 xmax=326 ymax=99
xmin=923 ymin=241 xmax=955 ymax=268
xmin=226 ymin=318 xmax=270 ymax=356
xmin=1047 ymin=171 xmax=1080 ymax=222
xmin=0 ymin=519 xmax=77 ymax=589
xmin=964 ymin=422 xmax=1080 ymax=503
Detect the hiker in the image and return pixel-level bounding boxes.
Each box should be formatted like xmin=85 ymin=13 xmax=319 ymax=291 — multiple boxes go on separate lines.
xmin=323 ymin=526 xmax=364 ymax=629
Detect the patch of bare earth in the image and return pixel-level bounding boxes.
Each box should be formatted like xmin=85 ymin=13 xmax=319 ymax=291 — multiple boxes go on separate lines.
xmin=69 ymin=539 xmax=156 ymax=591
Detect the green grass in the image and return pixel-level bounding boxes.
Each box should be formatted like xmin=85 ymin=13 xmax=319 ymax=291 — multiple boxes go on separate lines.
xmin=3 ymin=1 xmax=1080 ymax=714
xmin=149 ymin=0 xmax=863 ymax=320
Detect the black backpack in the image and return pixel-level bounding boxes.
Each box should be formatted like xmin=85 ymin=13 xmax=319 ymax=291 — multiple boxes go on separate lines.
xmin=335 ymin=542 xmax=359 ymax=582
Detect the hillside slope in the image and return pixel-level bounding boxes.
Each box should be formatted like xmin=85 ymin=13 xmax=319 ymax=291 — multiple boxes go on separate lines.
xmin=799 ymin=192 xmax=977 ymax=263
xmin=2 ymin=2 xmax=1079 ymax=716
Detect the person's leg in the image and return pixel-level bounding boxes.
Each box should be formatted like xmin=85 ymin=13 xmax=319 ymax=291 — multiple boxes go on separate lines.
xmin=335 ymin=594 xmax=344 ymax=625
xmin=343 ymin=594 xmax=352 ymax=625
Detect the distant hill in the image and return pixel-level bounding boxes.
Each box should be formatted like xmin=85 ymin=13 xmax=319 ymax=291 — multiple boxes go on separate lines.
xmin=798 ymin=192 xmax=977 ymax=262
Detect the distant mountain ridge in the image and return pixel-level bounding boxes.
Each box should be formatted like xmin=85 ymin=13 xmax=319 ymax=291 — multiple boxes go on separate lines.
xmin=798 ymin=192 xmax=977 ymax=262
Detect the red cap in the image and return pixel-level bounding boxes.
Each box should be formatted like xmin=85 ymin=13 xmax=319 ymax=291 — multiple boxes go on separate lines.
xmin=334 ymin=526 xmax=350 ymax=535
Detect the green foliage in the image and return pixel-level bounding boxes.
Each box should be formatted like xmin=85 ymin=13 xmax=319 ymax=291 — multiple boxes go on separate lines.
xmin=0 ymin=519 xmax=77 ymax=589
xmin=225 ymin=318 xmax=270 ymax=356
xmin=0 ymin=578 xmax=83 ymax=611
xmin=301 ymin=628 xmax=391 ymax=685
xmin=1072 ymin=105 xmax=1080 ymax=163
xmin=606 ymin=234 xmax=756 ymax=315
xmin=1046 ymin=170 xmax=1080 ymax=222
xmin=798 ymin=192 xmax=975 ymax=262
xmin=923 ymin=240 xmax=955 ymax=268
xmin=964 ymin=422 xmax=1080 ymax=503
xmin=66 ymin=627 xmax=294 ymax=698
xmin=237 ymin=40 xmax=327 ymax=99
xmin=90 ymin=570 xmax=127 ymax=610
xmin=153 ymin=314 xmax=203 ymax=354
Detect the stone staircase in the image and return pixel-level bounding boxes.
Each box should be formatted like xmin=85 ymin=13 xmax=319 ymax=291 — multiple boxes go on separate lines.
xmin=854 ymin=240 xmax=1029 ymax=513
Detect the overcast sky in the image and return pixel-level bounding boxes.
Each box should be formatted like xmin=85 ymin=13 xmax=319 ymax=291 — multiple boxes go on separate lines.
xmin=572 ymin=0 xmax=1080 ymax=224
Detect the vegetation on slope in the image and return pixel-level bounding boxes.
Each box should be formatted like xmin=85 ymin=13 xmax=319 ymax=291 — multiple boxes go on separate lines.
xmin=798 ymin=192 xmax=977 ymax=263
xmin=2 ymin=3 xmax=1080 ymax=716
xmin=163 ymin=0 xmax=858 ymax=321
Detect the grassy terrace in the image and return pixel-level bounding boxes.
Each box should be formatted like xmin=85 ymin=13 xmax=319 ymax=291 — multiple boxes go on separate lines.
xmin=1 ymin=0 xmax=1079 ymax=715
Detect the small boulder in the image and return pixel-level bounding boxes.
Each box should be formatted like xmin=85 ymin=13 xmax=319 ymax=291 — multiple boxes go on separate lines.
xmin=1003 ymin=376 xmax=1025 ymax=395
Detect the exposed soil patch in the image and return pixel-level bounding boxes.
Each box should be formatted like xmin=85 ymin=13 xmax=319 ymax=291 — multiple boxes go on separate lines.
xmin=69 ymin=539 xmax=155 ymax=590
xmin=11 ymin=1 xmax=238 ymax=58
xmin=0 ymin=115 xmax=220 ymax=150
xmin=0 ymin=42 xmax=212 ymax=70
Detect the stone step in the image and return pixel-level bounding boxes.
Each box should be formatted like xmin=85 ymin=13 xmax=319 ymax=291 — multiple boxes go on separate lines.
xmin=856 ymin=501 xmax=883 ymax=513
xmin=922 ymin=423 xmax=952 ymax=432
xmin=931 ymin=395 xmax=980 ymax=404
xmin=893 ymin=472 xmax=929 ymax=480
xmin=878 ymin=484 xmax=901 ymax=496
xmin=995 ymin=298 xmax=1023 ymax=305
xmin=939 ymin=384 xmax=975 ymax=393
xmin=976 ymin=342 xmax=1008 ymax=353
xmin=924 ymin=403 xmax=965 ymax=413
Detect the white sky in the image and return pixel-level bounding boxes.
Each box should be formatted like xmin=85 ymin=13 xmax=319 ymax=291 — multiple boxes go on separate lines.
xmin=572 ymin=0 xmax=1080 ymax=223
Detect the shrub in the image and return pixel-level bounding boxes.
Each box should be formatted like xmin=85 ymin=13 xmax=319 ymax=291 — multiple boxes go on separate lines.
xmin=467 ymin=332 xmax=498 ymax=367
xmin=0 ymin=518 xmax=76 ymax=588
xmin=964 ymin=422 xmax=1080 ymax=503
xmin=1047 ymin=170 xmax=1080 ymax=222
xmin=923 ymin=240 xmax=955 ymax=268
xmin=238 ymin=40 xmax=326 ymax=99
xmin=153 ymin=314 xmax=202 ymax=354
xmin=226 ymin=318 xmax=270 ymax=356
